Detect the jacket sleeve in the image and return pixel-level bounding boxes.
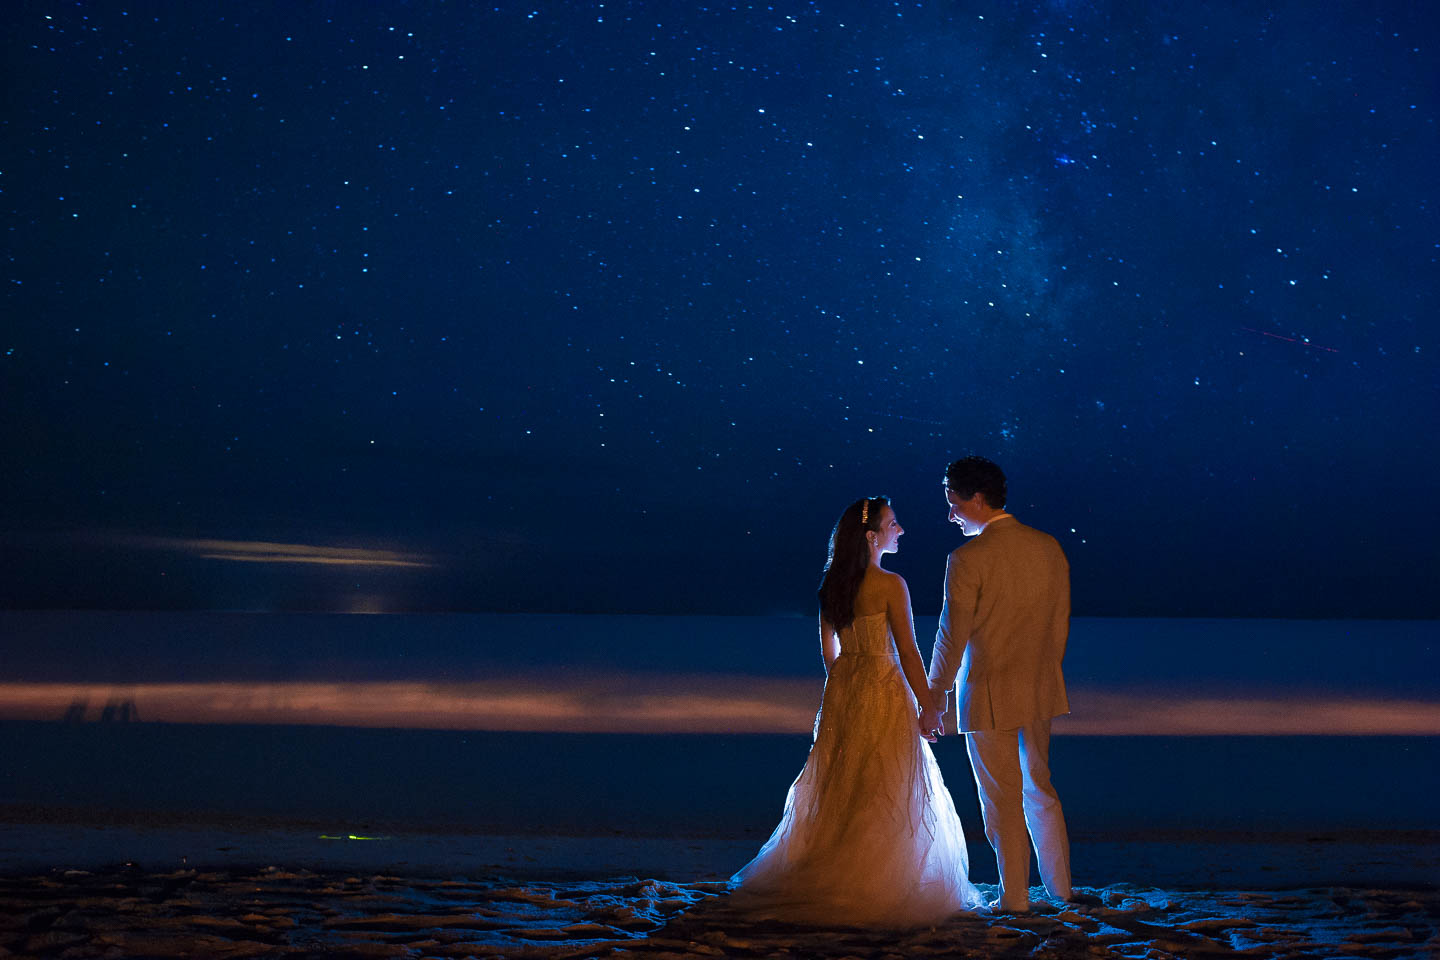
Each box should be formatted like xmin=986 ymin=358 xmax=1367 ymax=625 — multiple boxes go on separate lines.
xmin=929 ymin=551 xmax=977 ymax=690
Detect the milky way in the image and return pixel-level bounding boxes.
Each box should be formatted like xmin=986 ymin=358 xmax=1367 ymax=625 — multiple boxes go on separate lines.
xmin=2 ymin=2 xmax=1435 ymax=615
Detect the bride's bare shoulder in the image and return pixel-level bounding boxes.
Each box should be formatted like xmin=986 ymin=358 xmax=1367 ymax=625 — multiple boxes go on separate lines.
xmin=874 ymin=567 xmax=907 ymax=585
xmin=864 ymin=568 xmax=909 ymax=602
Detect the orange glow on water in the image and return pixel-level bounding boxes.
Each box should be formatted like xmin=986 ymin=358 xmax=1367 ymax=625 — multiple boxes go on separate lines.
xmin=1051 ymin=692 xmax=1440 ymax=736
xmin=0 ymin=680 xmax=1436 ymax=735
xmin=0 ymin=677 xmax=816 ymax=734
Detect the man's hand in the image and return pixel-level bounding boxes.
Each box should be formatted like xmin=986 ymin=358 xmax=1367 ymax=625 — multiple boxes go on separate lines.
xmin=918 ymin=704 xmax=943 ymax=743
xmin=924 ymin=685 xmax=952 ymax=738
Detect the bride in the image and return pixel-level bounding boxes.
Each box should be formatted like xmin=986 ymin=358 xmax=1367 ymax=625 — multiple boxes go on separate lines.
xmin=729 ymin=496 xmax=981 ymax=927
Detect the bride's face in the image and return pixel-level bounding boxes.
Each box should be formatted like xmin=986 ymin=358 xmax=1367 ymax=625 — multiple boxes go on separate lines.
xmin=872 ymin=506 xmax=904 ymax=554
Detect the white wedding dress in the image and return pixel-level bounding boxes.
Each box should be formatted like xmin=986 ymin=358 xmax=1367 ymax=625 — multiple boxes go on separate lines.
xmin=730 ymin=612 xmax=981 ymax=927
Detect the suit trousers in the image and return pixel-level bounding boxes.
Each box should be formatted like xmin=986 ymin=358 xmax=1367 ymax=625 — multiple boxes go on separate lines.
xmin=965 ymin=718 xmax=1072 ymax=909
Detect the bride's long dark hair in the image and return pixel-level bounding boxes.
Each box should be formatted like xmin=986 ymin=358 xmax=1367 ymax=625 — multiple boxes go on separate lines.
xmin=817 ymin=496 xmax=887 ymax=630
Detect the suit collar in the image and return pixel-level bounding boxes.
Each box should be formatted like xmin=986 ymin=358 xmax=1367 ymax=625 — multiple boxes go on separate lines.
xmin=981 ymin=512 xmax=1014 ymax=532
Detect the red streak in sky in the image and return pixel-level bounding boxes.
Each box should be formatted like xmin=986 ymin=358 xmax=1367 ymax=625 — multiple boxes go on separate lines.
xmin=1240 ymin=327 xmax=1340 ymax=353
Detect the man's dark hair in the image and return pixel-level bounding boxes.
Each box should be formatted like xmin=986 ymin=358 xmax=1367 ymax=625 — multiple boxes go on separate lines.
xmin=944 ymin=456 xmax=1007 ymax=509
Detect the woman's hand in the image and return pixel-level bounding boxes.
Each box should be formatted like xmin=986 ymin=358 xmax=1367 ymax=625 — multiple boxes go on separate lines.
xmin=918 ymin=703 xmax=943 ymax=743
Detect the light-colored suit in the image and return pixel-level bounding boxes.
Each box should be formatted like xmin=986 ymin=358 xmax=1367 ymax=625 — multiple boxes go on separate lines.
xmin=929 ymin=515 xmax=1072 ymax=910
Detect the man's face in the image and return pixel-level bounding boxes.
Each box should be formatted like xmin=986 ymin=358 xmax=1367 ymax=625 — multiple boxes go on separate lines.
xmin=945 ymin=488 xmax=985 ymax=537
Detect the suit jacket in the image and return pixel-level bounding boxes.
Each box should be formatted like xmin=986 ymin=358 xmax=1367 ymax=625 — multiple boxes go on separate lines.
xmin=929 ymin=515 xmax=1071 ymax=733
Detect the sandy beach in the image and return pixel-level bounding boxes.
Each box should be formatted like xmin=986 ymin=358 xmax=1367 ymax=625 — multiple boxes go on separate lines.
xmin=1 ymin=814 xmax=1436 ymax=958
xmin=5 ymin=867 xmax=1437 ymax=959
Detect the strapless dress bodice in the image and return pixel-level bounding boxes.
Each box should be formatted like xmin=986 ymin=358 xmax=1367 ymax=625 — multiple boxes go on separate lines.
xmin=839 ymin=612 xmax=897 ymax=659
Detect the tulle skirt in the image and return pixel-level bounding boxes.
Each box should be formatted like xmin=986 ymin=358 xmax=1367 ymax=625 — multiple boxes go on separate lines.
xmin=729 ymin=654 xmax=981 ymax=927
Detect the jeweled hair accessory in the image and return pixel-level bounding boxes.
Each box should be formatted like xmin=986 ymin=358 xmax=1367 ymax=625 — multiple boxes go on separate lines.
xmin=861 ymin=499 xmax=869 ymax=525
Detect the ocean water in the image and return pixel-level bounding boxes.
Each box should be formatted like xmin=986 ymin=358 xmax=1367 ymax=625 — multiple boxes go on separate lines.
xmin=0 ymin=612 xmax=1435 ymax=843
xmin=0 ymin=611 xmax=1434 ymax=695
xmin=2 ymin=723 xmax=1435 ymax=837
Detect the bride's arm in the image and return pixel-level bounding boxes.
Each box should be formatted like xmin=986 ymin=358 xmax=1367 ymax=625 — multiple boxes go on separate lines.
xmin=888 ymin=577 xmax=936 ymax=713
xmin=819 ymin=613 xmax=840 ymax=674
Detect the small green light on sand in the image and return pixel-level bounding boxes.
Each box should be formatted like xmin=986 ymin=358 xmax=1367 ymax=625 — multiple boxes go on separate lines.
xmin=318 ymin=834 xmax=390 ymax=841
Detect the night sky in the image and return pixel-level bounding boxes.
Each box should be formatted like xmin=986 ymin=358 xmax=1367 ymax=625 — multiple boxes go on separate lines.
xmin=3 ymin=1 xmax=1436 ymax=618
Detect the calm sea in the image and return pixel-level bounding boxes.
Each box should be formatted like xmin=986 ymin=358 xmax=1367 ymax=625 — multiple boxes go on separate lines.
xmin=0 ymin=612 xmax=1435 ymax=836
xmin=1 ymin=723 xmax=1436 ymax=836
xmin=0 ymin=610 xmax=1434 ymax=692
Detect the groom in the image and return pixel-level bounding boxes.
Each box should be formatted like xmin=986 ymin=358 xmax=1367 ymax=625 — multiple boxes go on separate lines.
xmin=925 ymin=456 xmax=1073 ymax=913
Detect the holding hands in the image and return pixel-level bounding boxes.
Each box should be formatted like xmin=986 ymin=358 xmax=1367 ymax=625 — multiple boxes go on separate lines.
xmin=918 ymin=686 xmax=950 ymax=742
xmin=919 ymin=702 xmax=942 ymax=743
xmin=919 ymin=687 xmax=948 ymax=742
